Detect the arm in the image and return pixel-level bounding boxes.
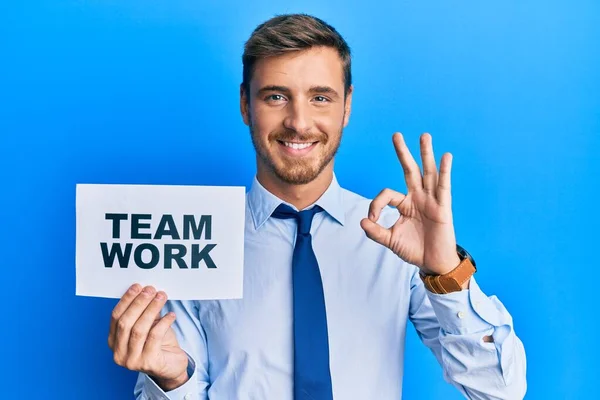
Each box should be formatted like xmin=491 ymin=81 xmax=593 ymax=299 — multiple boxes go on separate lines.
xmin=361 ymin=132 xmax=527 ymax=398
xmin=134 ymin=299 xmax=210 ymax=400
xmin=409 ymin=266 xmax=527 ymax=399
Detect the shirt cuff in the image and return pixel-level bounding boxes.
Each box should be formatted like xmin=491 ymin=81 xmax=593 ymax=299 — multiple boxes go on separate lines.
xmin=425 ymin=276 xmax=496 ymax=335
xmin=142 ymin=356 xmax=199 ymax=400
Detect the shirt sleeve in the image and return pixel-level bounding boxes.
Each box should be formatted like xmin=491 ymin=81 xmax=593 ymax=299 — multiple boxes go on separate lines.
xmin=134 ymin=300 xmax=210 ymax=400
xmin=408 ymin=266 xmax=527 ymax=400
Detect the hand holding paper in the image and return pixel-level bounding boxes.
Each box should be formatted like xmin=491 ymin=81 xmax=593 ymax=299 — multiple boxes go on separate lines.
xmin=108 ymin=284 xmax=189 ymax=391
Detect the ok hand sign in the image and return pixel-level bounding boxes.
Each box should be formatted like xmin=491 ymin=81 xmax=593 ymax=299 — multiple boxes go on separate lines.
xmin=360 ymin=133 xmax=461 ymax=276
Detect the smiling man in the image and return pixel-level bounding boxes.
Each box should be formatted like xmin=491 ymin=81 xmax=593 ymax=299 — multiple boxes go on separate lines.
xmin=108 ymin=14 xmax=527 ymax=400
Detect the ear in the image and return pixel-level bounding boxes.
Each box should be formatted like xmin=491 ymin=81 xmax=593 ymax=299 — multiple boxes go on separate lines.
xmin=343 ymin=85 xmax=353 ymax=128
xmin=240 ymin=83 xmax=250 ymax=126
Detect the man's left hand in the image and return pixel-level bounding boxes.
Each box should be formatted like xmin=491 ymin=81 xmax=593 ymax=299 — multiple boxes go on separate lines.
xmin=360 ymin=132 xmax=461 ymax=276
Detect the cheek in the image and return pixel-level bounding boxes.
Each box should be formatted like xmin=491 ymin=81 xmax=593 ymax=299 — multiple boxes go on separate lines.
xmin=314 ymin=109 xmax=345 ymax=137
xmin=252 ymin=107 xmax=282 ymax=137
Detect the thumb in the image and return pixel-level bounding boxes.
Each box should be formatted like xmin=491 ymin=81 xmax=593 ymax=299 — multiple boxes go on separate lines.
xmin=360 ymin=218 xmax=391 ymax=248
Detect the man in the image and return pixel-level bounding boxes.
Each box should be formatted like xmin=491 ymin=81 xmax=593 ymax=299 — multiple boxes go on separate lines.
xmin=108 ymin=14 xmax=527 ymax=400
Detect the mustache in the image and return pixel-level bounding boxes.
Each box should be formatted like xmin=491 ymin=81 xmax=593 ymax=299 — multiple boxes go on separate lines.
xmin=270 ymin=130 xmax=326 ymax=143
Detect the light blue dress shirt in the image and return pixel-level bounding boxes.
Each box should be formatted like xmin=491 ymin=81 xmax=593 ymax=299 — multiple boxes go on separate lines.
xmin=135 ymin=175 xmax=527 ymax=400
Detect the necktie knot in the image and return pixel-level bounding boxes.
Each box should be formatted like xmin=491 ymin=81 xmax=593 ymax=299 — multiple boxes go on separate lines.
xmin=272 ymin=204 xmax=323 ymax=235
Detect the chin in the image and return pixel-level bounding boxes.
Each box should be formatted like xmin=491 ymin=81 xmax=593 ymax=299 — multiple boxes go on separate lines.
xmin=275 ymin=170 xmax=320 ymax=185
xmin=271 ymin=159 xmax=330 ymax=185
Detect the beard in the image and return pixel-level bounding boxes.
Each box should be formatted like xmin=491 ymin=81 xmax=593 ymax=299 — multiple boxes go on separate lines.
xmin=249 ymin=122 xmax=343 ymax=185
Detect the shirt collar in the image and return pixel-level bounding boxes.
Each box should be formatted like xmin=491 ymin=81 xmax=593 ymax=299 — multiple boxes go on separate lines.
xmin=248 ymin=174 xmax=346 ymax=230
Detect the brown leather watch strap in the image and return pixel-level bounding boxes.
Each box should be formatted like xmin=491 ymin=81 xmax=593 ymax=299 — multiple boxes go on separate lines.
xmin=420 ymin=257 xmax=476 ymax=294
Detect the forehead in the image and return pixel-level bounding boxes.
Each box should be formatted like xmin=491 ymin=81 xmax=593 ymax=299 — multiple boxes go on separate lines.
xmin=250 ymin=46 xmax=344 ymax=92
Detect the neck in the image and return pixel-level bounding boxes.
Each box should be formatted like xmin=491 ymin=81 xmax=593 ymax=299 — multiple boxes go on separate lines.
xmin=256 ymin=163 xmax=334 ymax=211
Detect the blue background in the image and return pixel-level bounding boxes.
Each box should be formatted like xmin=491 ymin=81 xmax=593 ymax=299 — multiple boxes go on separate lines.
xmin=2 ymin=1 xmax=598 ymax=398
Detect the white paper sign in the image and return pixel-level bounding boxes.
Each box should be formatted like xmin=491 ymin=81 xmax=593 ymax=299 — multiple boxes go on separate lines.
xmin=76 ymin=184 xmax=245 ymax=300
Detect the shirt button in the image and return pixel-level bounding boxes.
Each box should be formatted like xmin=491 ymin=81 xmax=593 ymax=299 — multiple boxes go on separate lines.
xmin=457 ymin=311 xmax=465 ymax=319
xmin=184 ymin=394 xmax=192 ymax=400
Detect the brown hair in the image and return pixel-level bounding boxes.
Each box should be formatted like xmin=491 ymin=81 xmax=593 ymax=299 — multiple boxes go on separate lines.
xmin=242 ymin=14 xmax=352 ymax=98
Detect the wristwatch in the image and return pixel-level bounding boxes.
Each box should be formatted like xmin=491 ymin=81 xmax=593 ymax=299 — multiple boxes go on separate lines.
xmin=419 ymin=245 xmax=477 ymax=294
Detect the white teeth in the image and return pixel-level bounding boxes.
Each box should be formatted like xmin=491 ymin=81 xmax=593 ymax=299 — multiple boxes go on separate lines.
xmin=284 ymin=142 xmax=313 ymax=150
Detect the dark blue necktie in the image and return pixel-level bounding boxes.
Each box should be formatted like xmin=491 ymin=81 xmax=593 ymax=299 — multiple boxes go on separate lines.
xmin=271 ymin=204 xmax=334 ymax=400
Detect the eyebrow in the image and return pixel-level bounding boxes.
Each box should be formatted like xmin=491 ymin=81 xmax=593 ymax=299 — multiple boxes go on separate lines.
xmin=257 ymin=85 xmax=341 ymax=99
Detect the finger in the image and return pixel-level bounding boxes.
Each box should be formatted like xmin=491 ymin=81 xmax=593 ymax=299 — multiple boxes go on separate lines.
xmin=393 ymin=133 xmax=423 ymax=191
xmin=109 ymin=283 xmax=142 ymax=349
xmin=128 ymin=291 xmax=169 ymax=362
xmin=368 ymin=188 xmax=406 ymax=221
xmin=420 ymin=133 xmax=438 ymax=195
xmin=360 ymin=218 xmax=392 ymax=248
xmin=436 ymin=152 xmax=453 ymax=206
xmin=142 ymin=312 xmax=177 ymax=358
xmin=113 ymin=286 xmax=157 ymax=362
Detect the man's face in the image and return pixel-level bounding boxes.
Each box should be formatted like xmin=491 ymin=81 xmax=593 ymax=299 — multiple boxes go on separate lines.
xmin=241 ymin=46 xmax=352 ymax=185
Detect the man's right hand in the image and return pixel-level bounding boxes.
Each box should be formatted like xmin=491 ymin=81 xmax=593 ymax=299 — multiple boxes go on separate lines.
xmin=108 ymin=284 xmax=189 ymax=391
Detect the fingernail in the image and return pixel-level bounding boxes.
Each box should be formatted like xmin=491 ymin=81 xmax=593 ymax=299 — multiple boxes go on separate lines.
xmin=155 ymin=292 xmax=166 ymax=300
xmin=129 ymin=284 xmax=141 ymax=294
xmin=142 ymin=286 xmax=155 ymax=295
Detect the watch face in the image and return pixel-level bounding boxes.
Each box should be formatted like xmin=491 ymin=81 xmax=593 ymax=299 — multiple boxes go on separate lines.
xmin=456 ymin=244 xmax=476 ymax=268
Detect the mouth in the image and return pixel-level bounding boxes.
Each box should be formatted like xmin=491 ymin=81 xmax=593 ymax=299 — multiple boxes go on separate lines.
xmin=276 ymin=140 xmax=319 ymax=157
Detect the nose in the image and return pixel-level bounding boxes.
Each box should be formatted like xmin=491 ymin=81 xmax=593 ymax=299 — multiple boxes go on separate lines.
xmin=283 ymin=99 xmax=313 ymax=135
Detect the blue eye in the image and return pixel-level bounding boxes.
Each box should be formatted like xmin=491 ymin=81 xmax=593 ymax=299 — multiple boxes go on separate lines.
xmin=267 ymin=94 xmax=284 ymax=101
xmin=314 ymin=96 xmax=329 ymax=102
